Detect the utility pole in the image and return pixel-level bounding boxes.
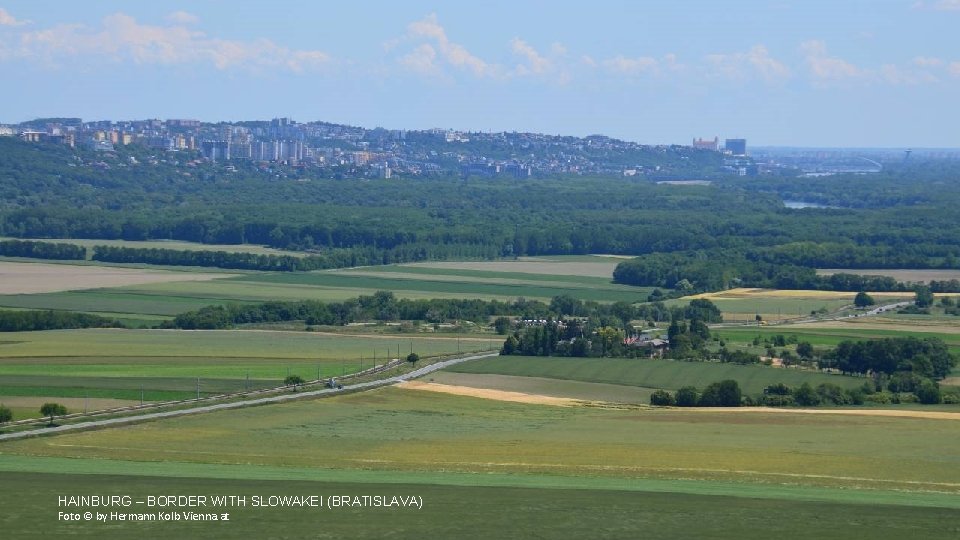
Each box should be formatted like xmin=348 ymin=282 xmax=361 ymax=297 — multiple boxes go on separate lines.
xmin=140 ymin=385 xmax=144 ymax=406
xmin=196 ymin=377 xmax=200 ymax=400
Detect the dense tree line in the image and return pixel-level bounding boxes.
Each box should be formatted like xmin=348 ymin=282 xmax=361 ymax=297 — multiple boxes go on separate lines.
xmin=0 ymin=239 xmax=85 ymax=260
xmin=166 ymin=293 xmax=723 ymax=333
xmin=649 ymin=380 xmax=743 ymax=407
xmin=613 ymin=250 xmax=960 ymax=293
xmin=90 ymin=244 xmax=499 ymax=271
xmin=0 ymin=310 xmax=120 ymax=331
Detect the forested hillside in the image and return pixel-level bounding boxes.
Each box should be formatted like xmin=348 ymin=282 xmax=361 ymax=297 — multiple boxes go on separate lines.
xmin=3 ymin=137 xmax=960 ymax=274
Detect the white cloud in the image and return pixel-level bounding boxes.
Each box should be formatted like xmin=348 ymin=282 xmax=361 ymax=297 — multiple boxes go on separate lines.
xmin=949 ymin=62 xmax=960 ymax=76
xmin=800 ymin=40 xmax=863 ymax=81
xmin=706 ymin=45 xmax=790 ymax=82
xmin=165 ymin=11 xmax=199 ymax=25
xmin=0 ymin=7 xmax=28 ymax=26
xmin=401 ymin=13 xmax=496 ymax=78
xmin=511 ymin=38 xmax=550 ymax=75
xmin=914 ymin=0 xmax=960 ymax=10
xmin=399 ymin=43 xmax=438 ymax=75
xmin=6 ymin=13 xmax=330 ymax=73
xmin=880 ymin=63 xmax=938 ymax=85
xmin=913 ymin=56 xmax=943 ymax=67
xmin=602 ymin=54 xmax=658 ymax=75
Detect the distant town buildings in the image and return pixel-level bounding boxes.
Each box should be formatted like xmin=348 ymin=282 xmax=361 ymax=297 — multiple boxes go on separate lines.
xmin=1 ymin=115 xmax=778 ymax=178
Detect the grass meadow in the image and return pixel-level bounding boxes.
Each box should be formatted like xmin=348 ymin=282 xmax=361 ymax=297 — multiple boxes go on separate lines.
xmin=2 ymin=388 xmax=959 ymax=537
xmin=2 ymin=468 xmax=956 ymax=540
xmin=445 ymin=355 xmax=867 ymax=395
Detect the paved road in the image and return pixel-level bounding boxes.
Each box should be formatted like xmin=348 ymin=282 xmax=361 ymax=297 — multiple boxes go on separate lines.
xmin=0 ymin=351 xmax=499 ymax=442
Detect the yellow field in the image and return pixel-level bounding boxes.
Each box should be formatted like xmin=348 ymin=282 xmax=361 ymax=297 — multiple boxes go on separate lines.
xmin=402 ymin=258 xmax=619 ymax=278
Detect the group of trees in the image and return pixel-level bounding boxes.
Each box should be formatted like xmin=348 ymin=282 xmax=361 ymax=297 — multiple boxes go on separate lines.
xmin=649 ymin=380 xmax=743 ymax=407
xmin=759 ymin=382 xmax=867 ymax=407
xmin=500 ymin=298 xmax=722 ymax=359
xmin=0 ymin=310 xmax=121 ymax=332
xmin=822 ymin=336 xmax=955 ymax=380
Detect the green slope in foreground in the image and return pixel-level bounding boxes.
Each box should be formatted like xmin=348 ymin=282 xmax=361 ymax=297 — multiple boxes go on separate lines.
xmin=3 ymin=386 xmax=959 ymax=538
xmin=0 ymin=465 xmax=957 ymax=540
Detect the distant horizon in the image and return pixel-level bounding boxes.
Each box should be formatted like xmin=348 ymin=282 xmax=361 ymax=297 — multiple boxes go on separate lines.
xmin=1 ymin=1 xmax=958 ymax=148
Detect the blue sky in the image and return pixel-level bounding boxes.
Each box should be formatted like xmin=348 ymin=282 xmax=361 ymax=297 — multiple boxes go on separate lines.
xmin=1 ymin=1 xmax=958 ymax=147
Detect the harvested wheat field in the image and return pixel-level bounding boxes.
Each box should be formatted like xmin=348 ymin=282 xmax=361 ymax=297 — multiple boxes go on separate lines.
xmin=688 ymin=288 xmax=912 ymax=300
xmin=0 ymin=261 xmax=232 ymax=294
xmin=817 ymin=268 xmax=960 ymax=282
xmin=795 ymin=318 xmax=960 ymax=334
xmin=397 ymin=380 xmax=584 ymax=407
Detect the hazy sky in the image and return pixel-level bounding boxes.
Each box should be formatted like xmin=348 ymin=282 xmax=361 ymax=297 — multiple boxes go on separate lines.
xmin=1 ymin=1 xmax=958 ymax=147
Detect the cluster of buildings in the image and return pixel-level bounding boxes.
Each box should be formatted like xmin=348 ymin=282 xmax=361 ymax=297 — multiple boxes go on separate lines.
xmin=691 ymin=136 xmax=757 ymax=175
xmin=1 ymin=115 xmax=743 ymax=179
xmin=691 ymin=137 xmax=746 ymax=155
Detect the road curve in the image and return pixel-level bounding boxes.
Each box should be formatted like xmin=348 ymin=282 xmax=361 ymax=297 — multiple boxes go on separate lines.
xmin=0 ymin=352 xmax=500 ymax=442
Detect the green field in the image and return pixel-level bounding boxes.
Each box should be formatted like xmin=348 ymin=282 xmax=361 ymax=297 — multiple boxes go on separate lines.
xmin=8 ymin=387 xmax=958 ymax=491
xmin=715 ymin=325 xmax=960 ymax=353
xmin=2 ymin=387 xmax=959 ymax=537
xmin=0 ymin=329 xmax=494 ymax=403
xmin=237 ymin=270 xmax=650 ymax=304
xmin=445 ymin=355 xmax=867 ymax=395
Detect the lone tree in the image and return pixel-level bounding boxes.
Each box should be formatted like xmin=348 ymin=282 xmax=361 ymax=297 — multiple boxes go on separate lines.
xmin=796 ymin=341 xmax=815 ymax=360
xmin=915 ymin=286 xmax=934 ymax=308
xmin=853 ymin=291 xmax=875 ymax=308
xmin=406 ymin=352 xmax=420 ymax=368
xmin=40 ymin=402 xmax=67 ymax=426
xmin=284 ymin=375 xmax=305 ymax=390
xmin=0 ymin=404 xmax=12 ymax=425
xmin=649 ymin=390 xmax=675 ymax=406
